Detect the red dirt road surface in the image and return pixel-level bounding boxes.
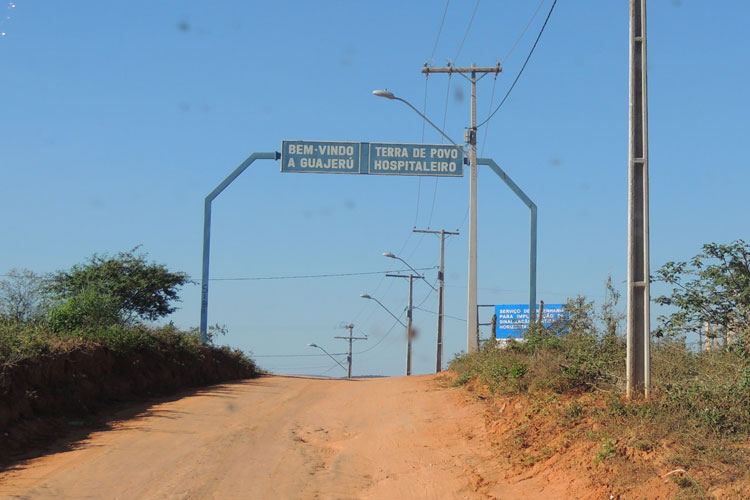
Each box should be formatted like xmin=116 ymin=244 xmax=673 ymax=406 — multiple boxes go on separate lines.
xmin=0 ymin=375 xmax=568 ymax=499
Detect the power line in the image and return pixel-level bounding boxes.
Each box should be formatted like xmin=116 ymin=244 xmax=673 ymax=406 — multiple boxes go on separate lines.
xmin=413 ymin=305 xmax=466 ymax=322
xmin=353 ymin=277 xmax=437 ymax=358
xmin=476 ymin=0 xmax=559 ymax=129
xmin=425 ymin=73 xmax=453 ymax=229
xmin=414 ymin=74 xmax=431 ymax=227
xmin=453 ymin=0 xmax=481 ymax=64
xmin=501 ymin=0 xmax=547 ymax=64
xmin=429 ymin=0 xmax=451 ymax=63
xmin=319 ymin=362 xmax=345 ymax=376
xmin=480 ymin=70 xmax=499 ymax=157
xmin=415 ymin=277 xmax=439 ymax=309
xmin=427 ymin=178 xmax=440 ymax=228
xmin=355 ymin=315 xmax=402 ymax=355
xmin=192 ymin=267 xmax=437 ymax=282
xmin=253 ymin=353 xmax=347 ymax=358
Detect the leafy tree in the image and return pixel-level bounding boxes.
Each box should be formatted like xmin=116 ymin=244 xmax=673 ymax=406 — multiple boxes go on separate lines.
xmin=47 ymin=287 xmax=122 ymax=331
xmin=48 ymin=248 xmax=190 ymax=325
xmin=653 ymin=240 xmax=750 ymax=340
xmin=0 ymin=268 xmax=49 ymax=322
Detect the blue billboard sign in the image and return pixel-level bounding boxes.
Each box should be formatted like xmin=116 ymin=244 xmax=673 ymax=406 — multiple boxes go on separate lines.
xmin=494 ymin=304 xmax=567 ymax=339
xmin=281 ymin=140 xmax=464 ymax=177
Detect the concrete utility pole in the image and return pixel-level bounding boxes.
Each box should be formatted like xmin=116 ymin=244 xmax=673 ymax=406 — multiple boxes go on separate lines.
xmin=413 ymin=228 xmax=459 ymax=372
xmin=423 ymin=63 xmax=502 ymax=354
xmin=386 ymin=273 xmax=422 ymax=376
xmin=627 ymin=0 xmax=651 ymax=398
xmin=334 ymin=324 xmax=367 ymax=379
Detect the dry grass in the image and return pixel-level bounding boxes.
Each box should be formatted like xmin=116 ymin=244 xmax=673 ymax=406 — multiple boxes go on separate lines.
xmin=450 ymin=328 xmax=750 ymax=499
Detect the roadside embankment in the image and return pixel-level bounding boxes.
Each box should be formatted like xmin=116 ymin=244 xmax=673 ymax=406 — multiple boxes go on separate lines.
xmin=449 ymin=327 xmax=750 ymax=499
xmin=0 ymin=324 xmax=258 ymax=463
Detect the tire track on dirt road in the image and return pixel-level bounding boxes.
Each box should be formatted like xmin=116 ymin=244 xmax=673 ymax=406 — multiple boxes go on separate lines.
xmin=0 ymin=375 xmax=561 ymax=500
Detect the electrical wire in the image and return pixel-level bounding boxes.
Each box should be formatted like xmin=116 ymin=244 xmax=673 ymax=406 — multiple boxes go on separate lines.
xmin=501 ymin=0 xmax=547 ymax=64
xmin=349 ymin=241 xmax=417 ymax=326
xmin=476 ymin=0 xmax=559 ymax=130
xmin=355 ymin=315 xmax=403 ymax=355
xmin=413 ymin=306 xmax=467 ymax=322
xmin=439 ymin=74 xmax=452 ymax=137
xmin=453 ymin=0 xmax=481 ymax=64
xmin=480 ymin=72 xmax=499 ymax=157
xmin=196 ymin=267 xmax=436 ymax=282
xmin=354 ymin=275 xmax=436 ymax=359
xmin=414 ymin=277 xmax=439 ymax=309
xmin=429 ymin=0 xmax=451 ymax=64
xmin=456 ymin=205 xmax=470 ymax=233
xmin=253 ymin=353 xmax=347 ymax=358
xmin=319 ymin=362 xmax=345 ymax=376
xmin=414 ymin=76 xmax=431 ymax=227
xmin=425 ymin=74 xmax=453 ymax=230
xmin=426 ymin=178 xmax=439 ymax=229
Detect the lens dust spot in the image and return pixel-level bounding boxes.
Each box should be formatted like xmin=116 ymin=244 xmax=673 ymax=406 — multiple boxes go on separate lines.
xmin=453 ymin=85 xmax=465 ymax=103
xmin=408 ymin=326 xmax=420 ymax=341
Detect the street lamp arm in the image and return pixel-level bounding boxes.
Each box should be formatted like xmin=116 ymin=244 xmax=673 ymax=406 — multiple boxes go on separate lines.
xmin=361 ymin=294 xmax=407 ymax=328
xmin=308 ymin=344 xmax=347 ymax=372
xmin=393 ymin=97 xmax=466 ymax=153
xmin=383 ymin=252 xmax=438 ymax=293
xmin=372 ymin=90 xmax=466 ymax=153
xmin=396 ymin=256 xmax=437 ymax=292
xmin=373 ymin=296 xmax=407 ymax=328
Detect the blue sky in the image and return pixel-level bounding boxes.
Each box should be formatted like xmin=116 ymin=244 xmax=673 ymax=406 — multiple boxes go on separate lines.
xmin=2 ymin=1 xmax=748 ymax=377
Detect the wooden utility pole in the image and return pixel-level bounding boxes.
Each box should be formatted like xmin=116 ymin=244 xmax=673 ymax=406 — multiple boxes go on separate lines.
xmin=413 ymin=227 xmax=459 ymax=372
xmin=627 ymin=0 xmax=651 ymax=398
xmin=334 ymin=324 xmax=367 ymax=379
xmin=422 ymin=63 xmax=502 ymax=354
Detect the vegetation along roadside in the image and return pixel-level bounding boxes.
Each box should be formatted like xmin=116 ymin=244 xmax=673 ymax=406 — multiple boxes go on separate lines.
xmin=0 ymin=249 xmax=259 ymax=465
xmin=449 ymin=240 xmax=750 ymax=500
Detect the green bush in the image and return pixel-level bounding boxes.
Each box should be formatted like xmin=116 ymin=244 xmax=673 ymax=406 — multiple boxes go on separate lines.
xmin=0 ymin=320 xmax=52 ymax=362
xmin=450 ymin=308 xmax=749 ymax=447
xmin=450 ymin=325 xmax=625 ymax=396
xmin=48 ymin=288 xmax=122 ymax=332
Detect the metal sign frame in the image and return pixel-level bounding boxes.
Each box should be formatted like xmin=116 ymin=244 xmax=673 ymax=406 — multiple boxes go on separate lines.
xmin=200 ymin=144 xmax=464 ymax=342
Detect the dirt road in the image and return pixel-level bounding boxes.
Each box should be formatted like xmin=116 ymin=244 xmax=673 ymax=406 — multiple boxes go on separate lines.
xmin=0 ymin=375 xmax=563 ymax=499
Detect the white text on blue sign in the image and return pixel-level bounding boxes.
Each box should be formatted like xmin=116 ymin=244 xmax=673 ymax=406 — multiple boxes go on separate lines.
xmin=281 ymin=140 xmax=464 ymax=177
xmin=368 ymin=143 xmax=463 ymax=177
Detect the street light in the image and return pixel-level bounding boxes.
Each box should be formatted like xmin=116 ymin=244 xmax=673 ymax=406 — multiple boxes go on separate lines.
xmin=371 ymin=90 xmax=466 ymax=153
xmin=373 ymin=88 xmax=479 ymax=355
xmin=384 ymin=251 xmax=450 ymax=373
xmin=382 ymin=252 xmax=437 ymax=292
xmin=361 ymin=290 xmax=416 ymax=376
xmin=359 ymin=294 xmax=406 ymax=328
xmin=307 ymin=343 xmax=347 ymax=374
